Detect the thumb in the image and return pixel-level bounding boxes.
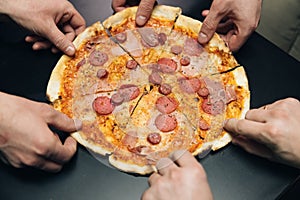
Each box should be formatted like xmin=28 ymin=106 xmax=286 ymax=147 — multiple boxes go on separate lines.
xmin=47 ymin=109 xmax=82 ymax=133
xmin=198 ymin=10 xmax=223 ymax=45
xmin=45 ymin=21 xmax=76 ymax=56
xmin=135 ymin=0 xmax=156 ymax=26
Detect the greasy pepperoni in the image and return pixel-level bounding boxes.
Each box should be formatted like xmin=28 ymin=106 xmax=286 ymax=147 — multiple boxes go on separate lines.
xmin=149 ymin=72 xmax=162 ymax=85
xmin=119 ymin=84 xmax=140 ymax=101
xmin=158 ymin=33 xmax=167 ymax=45
xmin=171 ymin=45 xmax=183 ymax=55
xmin=156 ymin=96 xmax=179 ymax=114
xmin=159 ymin=83 xmax=172 ymax=95
xmin=111 ymin=93 xmax=124 ymax=106
xmin=180 ymin=56 xmax=191 ymax=66
xmin=147 ymin=132 xmax=161 ymax=145
xmin=89 ymin=50 xmax=108 ymax=66
xmin=97 ymin=69 xmax=108 ymax=79
xmin=115 ymin=32 xmax=127 ymax=43
xmin=157 ymin=58 xmax=177 ymax=73
xmin=202 ymin=99 xmax=225 ymax=115
xmin=178 ymin=77 xmax=201 ymax=94
xmin=93 ymin=96 xmax=115 ymax=115
xmin=126 ymin=60 xmax=138 ymax=70
xmin=198 ymin=119 xmax=210 ymax=130
xmin=138 ymin=27 xmax=159 ymax=47
xmin=155 ymin=114 xmax=177 ymax=132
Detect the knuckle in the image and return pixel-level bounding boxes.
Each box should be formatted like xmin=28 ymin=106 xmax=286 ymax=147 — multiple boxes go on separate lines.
xmin=284 ymin=97 xmax=299 ymax=105
xmin=34 ymin=138 xmax=55 ymax=157
xmin=189 ymin=165 xmax=205 ymax=178
xmin=265 ymin=124 xmax=280 ymax=138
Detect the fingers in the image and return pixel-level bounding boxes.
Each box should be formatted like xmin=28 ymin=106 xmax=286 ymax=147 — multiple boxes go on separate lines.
xmin=136 ymin=0 xmax=156 ymax=26
xmin=169 ymin=149 xmax=200 ymax=168
xmin=198 ymin=4 xmax=224 ymax=45
xmin=42 ymin=104 xmax=82 ymax=132
xmin=155 ymin=157 xmax=177 ymax=175
xmin=48 ymin=135 xmax=77 ymax=164
xmin=44 ymin=20 xmax=76 ymax=56
xmin=112 ymin=0 xmax=128 ymax=12
xmin=232 ymin=135 xmax=273 ymax=160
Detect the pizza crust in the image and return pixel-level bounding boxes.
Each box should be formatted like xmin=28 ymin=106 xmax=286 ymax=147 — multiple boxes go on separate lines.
xmin=103 ymin=5 xmax=181 ymax=29
xmin=109 ymin=155 xmax=154 ymax=175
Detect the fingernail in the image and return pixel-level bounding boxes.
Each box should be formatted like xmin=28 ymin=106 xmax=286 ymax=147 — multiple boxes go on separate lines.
xmin=169 ymin=149 xmax=187 ymax=162
xmin=66 ymin=46 xmax=75 ymax=55
xmin=136 ymin=15 xmax=147 ymax=26
xmin=198 ymin=32 xmax=207 ymax=43
xmin=73 ymin=118 xmax=82 ymax=131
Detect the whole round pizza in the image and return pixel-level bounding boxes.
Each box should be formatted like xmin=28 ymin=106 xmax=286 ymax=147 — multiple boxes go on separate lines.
xmin=47 ymin=5 xmax=250 ymax=174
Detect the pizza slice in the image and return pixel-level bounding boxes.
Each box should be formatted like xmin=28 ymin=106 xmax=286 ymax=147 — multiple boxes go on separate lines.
xmin=103 ymin=5 xmax=182 ymax=66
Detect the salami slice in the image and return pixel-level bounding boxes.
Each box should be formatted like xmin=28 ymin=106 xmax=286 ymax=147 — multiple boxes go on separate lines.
xmin=157 ymin=58 xmax=177 ymax=73
xmin=89 ymin=50 xmax=108 ymax=66
xmin=155 ymin=114 xmax=178 ymax=132
xmin=178 ymin=77 xmax=201 ymax=94
xmin=93 ymin=96 xmax=115 ymax=115
xmin=156 ymin=96 xmax=179 ymax=114
xmin=147 ymin=132 xmax=161 ymax=145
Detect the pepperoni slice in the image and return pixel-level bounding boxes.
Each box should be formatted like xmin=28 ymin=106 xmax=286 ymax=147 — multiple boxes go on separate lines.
xmin=171 ymin=45 xmax=183 ymax=55
xmin=157 ymin=58 xmax=177 ymax=73
xmin=119 ymin=84 xmax=140 ymax=101
xmin=93 ymin=96 xmax=115 ymax=115
xmin=147 ymin=132 xmax=161 ymax=145
xmin=149 ymin=72 xmax=162 ymax=85
xmin=197 ymin=87 xmax=209 ymax=98
xmin=115 ymin=32 xmax=127 ymax=43
xmin=180 ymin=56 xmax=191 ymax=66
xmin=198 ymin=119 xmax=210 ymax=130
xmin=156 ymin=96 xmax=179 ymax=114
xmin=159 ymin=83 xmax=172 ymax=95
xmin=126 ymin=60 xmax=138 ymax=70
xmin=155 ymin=114 xmax=177 ymax=132
xmin=111 ymin=93 xmax=124 ymax=106
xmin=97 ymin=69 xmax=108 ymax=79
xmin=138 ymin=27 xmax=159 ymax=47
xmin=178 ymin=77 xmax=201 ymax=94
xmin=202 ymin=99 xmax=225 ymax=115
xmin=89 ymin=50 xmax=108 ymax=66
xmin=158 ymin=33 xmax=167 ymax=45
xmin=183 ymin=38 xmax=203 ymax=56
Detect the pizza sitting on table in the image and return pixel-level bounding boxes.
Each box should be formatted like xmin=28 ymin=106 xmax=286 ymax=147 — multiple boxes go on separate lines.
xmin=46 ymin=5 xmax=250 ymax=174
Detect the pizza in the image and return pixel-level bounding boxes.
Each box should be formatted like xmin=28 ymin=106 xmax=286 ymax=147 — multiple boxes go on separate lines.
xmin=46 ymin=5 xmax=250 ymax=174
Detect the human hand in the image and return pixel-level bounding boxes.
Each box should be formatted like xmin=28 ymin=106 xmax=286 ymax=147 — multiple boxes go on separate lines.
xmin=112 ymin=0 xmax=156 ymax=26
xmin=198 ymin=0 xmax=262 ymax=52
xmin=141 ymin=150 xmax=213 ymax=200
xmin=0 ymin=0 xmax=86 ymax=56
xmin=224 ymin=98 xmax=300 ymax=169
xmin=0 ymin=92 xmax=82 ymax=172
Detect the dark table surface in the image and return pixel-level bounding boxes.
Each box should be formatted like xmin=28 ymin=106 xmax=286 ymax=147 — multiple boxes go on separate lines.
xmin=1 ymin=0 xmax=300 ymax=199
